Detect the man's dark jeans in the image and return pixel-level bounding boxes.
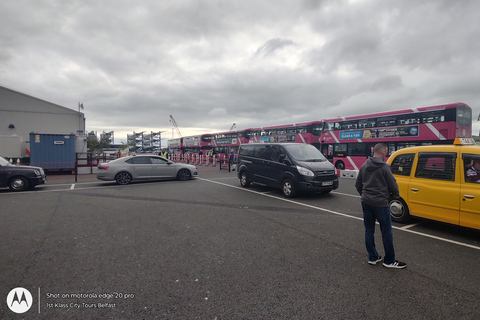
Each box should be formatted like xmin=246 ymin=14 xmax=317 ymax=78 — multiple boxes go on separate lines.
xmin=362 ymin=202 xmax=396 ymax=264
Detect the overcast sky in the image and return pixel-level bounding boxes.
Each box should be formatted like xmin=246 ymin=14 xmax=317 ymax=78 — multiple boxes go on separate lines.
xmin=1 ymin=0 xmax=479 ymax=143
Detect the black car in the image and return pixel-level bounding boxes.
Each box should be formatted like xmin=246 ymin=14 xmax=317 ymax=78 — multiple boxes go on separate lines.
xmin=0 ymin=156 xmax=46 ymax=191
xmin=237 ymin=143 xmax=339 ymax=198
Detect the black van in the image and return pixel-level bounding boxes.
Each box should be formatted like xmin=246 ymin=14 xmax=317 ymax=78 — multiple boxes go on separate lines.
xmin=237 ymin=143 xmax=338 ymax=197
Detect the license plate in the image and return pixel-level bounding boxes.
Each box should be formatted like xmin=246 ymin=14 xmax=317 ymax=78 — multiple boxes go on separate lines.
xmin=322 ymin=181 xmax=333 ymax=186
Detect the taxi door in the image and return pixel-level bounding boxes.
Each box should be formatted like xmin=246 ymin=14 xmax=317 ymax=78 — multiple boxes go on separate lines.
xmin=460 ymin=154 xmax=480 ymax=229
xmin=407 ymin=152 xmax=460 ymax=225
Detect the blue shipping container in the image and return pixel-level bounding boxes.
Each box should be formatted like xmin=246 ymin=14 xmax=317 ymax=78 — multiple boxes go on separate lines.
xmin=29 ymin=133 xmax=76 ymax=170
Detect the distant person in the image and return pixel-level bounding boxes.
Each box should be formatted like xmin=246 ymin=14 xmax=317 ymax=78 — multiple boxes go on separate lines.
xmin=229 ymin=150 xmax=236 ymax=172
xmin=355 ymin=143 xmax=407 ymax=269
xmin=467 ymin=159 xmax=480 ymax=182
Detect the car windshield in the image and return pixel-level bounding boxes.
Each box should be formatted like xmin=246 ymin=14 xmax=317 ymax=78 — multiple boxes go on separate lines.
xmin=284 ymin=144 xmax=327 ymax=162
xmin=0 ymin=155 xmax=12 ymax=166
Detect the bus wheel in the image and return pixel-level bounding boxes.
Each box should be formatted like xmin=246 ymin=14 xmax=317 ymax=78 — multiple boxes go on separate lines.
xmin=335 ymin=161 xmax=345 ymax=170
xmin=389 ymin=198 xmax=410 ymax=223
xmin=282 ymin=179 xmax=297 ymax=198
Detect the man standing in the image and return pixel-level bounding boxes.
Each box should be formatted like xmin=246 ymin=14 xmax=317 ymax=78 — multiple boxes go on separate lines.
xmin=355 ymin=143 xmax=407 ymax=269
xmin=229 ymin=150 xmax=236 ymax=172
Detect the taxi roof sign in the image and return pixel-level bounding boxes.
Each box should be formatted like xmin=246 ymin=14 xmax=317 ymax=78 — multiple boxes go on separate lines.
xmin=454 ymin=137 xmax=476 ymax=145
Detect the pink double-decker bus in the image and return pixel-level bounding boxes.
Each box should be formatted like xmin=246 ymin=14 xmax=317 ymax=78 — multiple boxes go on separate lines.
xmin=167 ymin=138 xmax=183 ymax=154
xmin=182 ymin=134 xmax=214 ymax=155
xmin=211 ymin=129 xmax=251 ymax=158
xmin=246 ymin=121 xmax=324 ymax=147
xmin=319 ymin=102 xmax=472 ymax=170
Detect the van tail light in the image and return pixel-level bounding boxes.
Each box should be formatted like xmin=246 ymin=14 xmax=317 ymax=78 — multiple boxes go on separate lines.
xmin=99 ymin=166 xmax=109 ymax=171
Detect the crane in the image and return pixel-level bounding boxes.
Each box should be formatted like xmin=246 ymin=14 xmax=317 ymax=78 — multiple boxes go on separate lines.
xmin=169 ymin=115 xmax=184 ymax=138
xmin=230 ymin=123 xmax=236 ymax=131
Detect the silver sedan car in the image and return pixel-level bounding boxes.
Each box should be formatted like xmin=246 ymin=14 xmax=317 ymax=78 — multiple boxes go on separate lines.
xmin=96 ymin=155 xmax=198 ymax=185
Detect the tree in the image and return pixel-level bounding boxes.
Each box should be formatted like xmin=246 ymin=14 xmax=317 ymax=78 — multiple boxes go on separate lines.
xmin=87 ymin=131 xmax=110 ymax=154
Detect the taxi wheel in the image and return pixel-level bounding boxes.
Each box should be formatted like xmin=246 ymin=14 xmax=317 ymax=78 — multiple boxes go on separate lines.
xmin=282 ymin=179 xmax=297 ymax=198
xmin=389 ymin=198 xmax=410 ymax=223
xmin=8 ymin=176 xmax=30 ymax=192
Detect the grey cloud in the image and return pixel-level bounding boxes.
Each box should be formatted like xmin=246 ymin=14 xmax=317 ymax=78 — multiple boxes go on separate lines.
xmin=1 ymin=0 xmax=479 ymax=139
xmin=255 ymin=39 xmax=296 ymax=58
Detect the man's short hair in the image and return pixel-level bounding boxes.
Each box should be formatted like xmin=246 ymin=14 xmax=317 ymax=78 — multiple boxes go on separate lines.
xmin=374 ymin=143 xmax=388 ymax=154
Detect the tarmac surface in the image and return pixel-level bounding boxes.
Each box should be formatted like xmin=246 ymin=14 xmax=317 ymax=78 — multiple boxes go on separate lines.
xmin=1 ymin=165 xmax=480 ymax=319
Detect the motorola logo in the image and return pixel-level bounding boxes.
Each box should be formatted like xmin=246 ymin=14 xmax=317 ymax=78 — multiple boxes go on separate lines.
xmin=6 ymin=287 xmax=33 ymax=314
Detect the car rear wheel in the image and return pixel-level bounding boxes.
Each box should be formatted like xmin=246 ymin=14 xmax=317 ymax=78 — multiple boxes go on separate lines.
xmin=282 ymin=179 xmax=297 ymax=198
xmin=177 ymin=169 xmax=191 ymax=181
xmin=240 ymin=171 xmax=250 ymax=187
xmin=115 ymin=172 xmax=132 ymax=185
xmin=8 ymin=176 xmax=30 ymax=192
xmin=389 ymin=197 xmax=410 ymax=223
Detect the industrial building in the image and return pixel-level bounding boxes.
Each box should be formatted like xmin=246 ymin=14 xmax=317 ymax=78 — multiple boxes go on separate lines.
xmin=0 ymin=85 xmax=86 ymax=160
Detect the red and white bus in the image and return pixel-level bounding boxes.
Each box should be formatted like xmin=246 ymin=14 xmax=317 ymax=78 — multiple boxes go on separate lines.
xmin=183 ymin=134 xmax=214 ymax=154
xmin=211 ymin=129 xmax=251 ymax=157
xmin=319 ymin=102 xmax=472 ymax=170
xmin=246 ymin=121 xmax=324 ymax=147
xmin=167 ymin=138 xmax=183 ymax=154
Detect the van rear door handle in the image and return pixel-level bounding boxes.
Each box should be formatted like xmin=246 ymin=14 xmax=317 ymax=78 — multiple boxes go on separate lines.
xmin=410 ymin=188 xmax=419 ymax=192
xmin=463 ymin=195 xmax=475 ymax=199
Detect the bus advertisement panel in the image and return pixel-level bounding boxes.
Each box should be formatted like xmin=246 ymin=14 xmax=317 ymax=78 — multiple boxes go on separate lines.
xmin=319 ymin=102 xmax=472 ymax=170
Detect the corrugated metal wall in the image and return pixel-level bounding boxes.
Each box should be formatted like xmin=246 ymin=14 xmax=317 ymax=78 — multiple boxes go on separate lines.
xmin=29 ymin=133 xmax=76 ymax=170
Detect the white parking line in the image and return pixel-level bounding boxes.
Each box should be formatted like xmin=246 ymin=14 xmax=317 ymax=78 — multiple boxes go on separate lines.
xmin=199 ymin=177 xmax=480 ymax=251
xmin=332 ymin=191 xmax=361 ymax=198
xmin=399 ymin=222 xmax=422 ymax=230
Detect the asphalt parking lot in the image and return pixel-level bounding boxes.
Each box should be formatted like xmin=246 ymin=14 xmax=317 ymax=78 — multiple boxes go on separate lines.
xmin=1 ymin=166 xmax=480 ymax=319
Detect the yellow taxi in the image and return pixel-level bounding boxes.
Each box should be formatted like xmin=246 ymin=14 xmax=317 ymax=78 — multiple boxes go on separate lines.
xmin=386 ymin=138 xmax=480 ymax=230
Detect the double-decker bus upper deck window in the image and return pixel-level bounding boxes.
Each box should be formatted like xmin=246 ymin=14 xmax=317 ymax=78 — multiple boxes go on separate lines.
xmin=340 ymin=121 xmax=358 ymax=130
xmin=287 ymin=127 xmax=296 ymax=134
xmin=310 ymin=123 xmax=323 ymax=135
xmin=421 ymin=111 xmax=445 ymax=123
xmin=377 ymin=116 xmax=396 ymax=127
xmin=397 ymin=114 xmax=421 ymax=125
xmin=358 ymin=118 xmax=376 ymax=128
xmin=324 ymin=122 xmax=335 ymax=131
xmin=297 ymin=126 xmax=307 ymax=133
